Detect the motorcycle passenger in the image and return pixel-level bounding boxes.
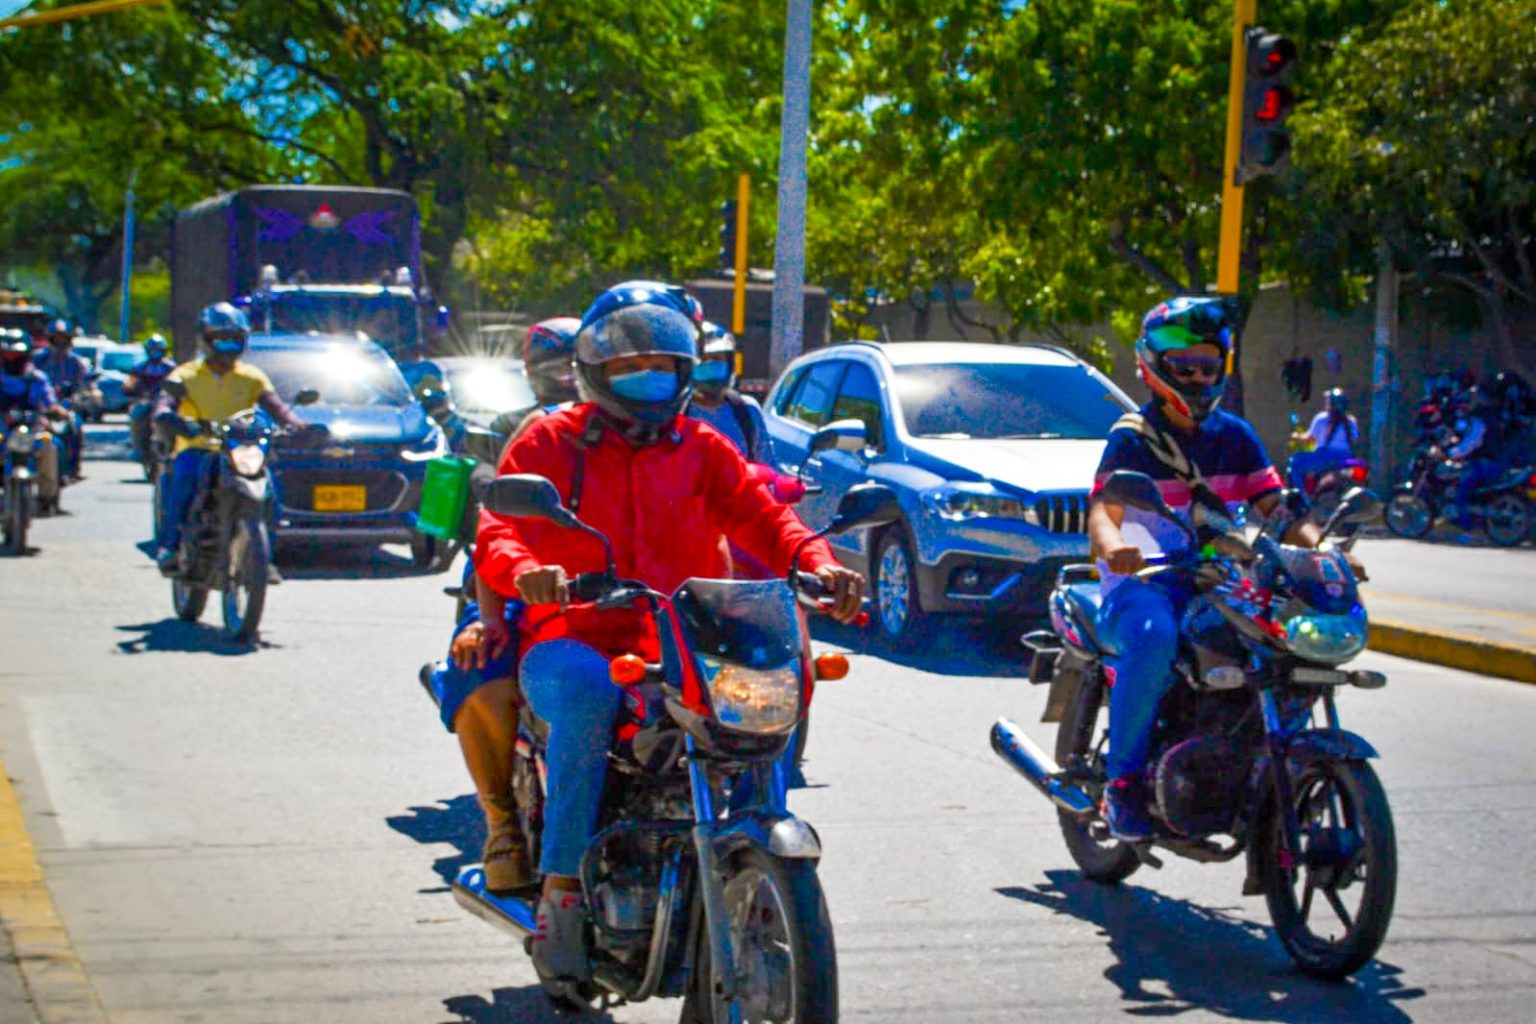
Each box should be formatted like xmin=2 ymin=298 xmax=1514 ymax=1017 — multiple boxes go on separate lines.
xmin=33 ymin=320 xmax=91 ymax=481
xmin=1288 ymin=387 xmax=1361 ymax=489
xmin=126 ymin=333 xmax=175 ymax=461
xmin=486 ymin=317 xmax=583 ymax=443
xmin=1086 ymin=297 xmax=1334 ymax=842
xmin=0 ymin=332 xmax=64 ymax=507
xmin=1441 ymin=387 xmax=1510 ymax=529
xmin=151 ymin=302 xmax=319 ymax=575
xmin=475 ymin=299 xmax=864 ymax=984
xmin=686 ymin=321 xmax=771 ymax=464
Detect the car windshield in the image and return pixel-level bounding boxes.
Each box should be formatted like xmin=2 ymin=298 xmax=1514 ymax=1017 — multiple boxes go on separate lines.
xmin=247 ymin=346 xmax=414 ymax=408
xmin=894 ymin=362 xmax=1127 ymax=440
xmin=266 ymin=292 xmax=417 ymax=356
xmin=445 ymin=362 xmax=534 ymax=416
xmin=102 ymin=348 xmax=143 ymax=372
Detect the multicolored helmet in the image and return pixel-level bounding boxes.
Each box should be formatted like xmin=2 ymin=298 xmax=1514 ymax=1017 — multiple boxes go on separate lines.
xmin=196 ymin=302 xmax=251 ymax=359
xmin=522 ymin=317 xmax=580 ymax=405
xmin=144 ymin=333 xmax=169 ymax=360
xmin=575 ymin=303 xmax=698 ymax=441
xmin=1133 ymin=296 xmax=1241 ymax=422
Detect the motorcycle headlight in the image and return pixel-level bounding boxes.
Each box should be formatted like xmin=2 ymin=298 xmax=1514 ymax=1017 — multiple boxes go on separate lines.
xmin=923 ymin=487 xmax=1038 ymax=524
xmin=1283 ymin=607 xmax=1368 ymax=664
xmin=229 ymin=443 xmax=267 ymax=477
xmin=401 ymin=426 xmax=448 ymax=462
xmin=7 ymin=429 xmax=33 ymax=455
xmin=698 ymin=656 xmax=801 ymax=735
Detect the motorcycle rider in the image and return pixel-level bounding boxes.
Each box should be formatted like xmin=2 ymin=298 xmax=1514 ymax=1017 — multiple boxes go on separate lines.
xmin=1086 ymin=297 xmax=1338 ymax=842
xmin=473 ymin=297 xmax=864 ymax=985
xmin=487 ymin=317 xmax=583 ymax=441
xmin=1440 ymin=386 xmax=1511 ymax=530
xmin=0 ymin=332 xmax=64 ymax=507
xmin=1288 ymin=387 xmax=1361 ymax=489
xmin=151 ymin=303 xmax=320 ymax=575
xmin=686 ymin=321 xmax=772 ymax=464
xmin=126 ymin=333 xmax=175 ymax=462
xmin=32 ymin=319 xmax=91 ymax=481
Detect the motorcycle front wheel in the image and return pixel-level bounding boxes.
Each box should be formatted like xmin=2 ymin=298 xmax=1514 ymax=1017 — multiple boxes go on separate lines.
xmin=222 ymin=517 xmax=270 ymax=642
xmin=683 ymin=848 xmax=837 ymax=1024
xmin=1260 ymin=760 xmax=1397 ymax=980
xmin=1483 ymin=494 xmax=1531 ymax=547
xmin=172 ymin=578 xmax=207 ymax=621
xmin=4 ymin=477 xmax=29 ymax=555
xmin=1384 ymin=492 xmax=1433 ymax=538
xmin=1055 ymin=667 xmax=1140 ymax=884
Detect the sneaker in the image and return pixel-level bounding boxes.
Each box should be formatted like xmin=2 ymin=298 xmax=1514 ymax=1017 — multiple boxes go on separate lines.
xmin=154 ymin=547 xmax=179 ymax=577
xmin=531 ymin=891 xmax=590 ymax=982
xmin=1101 ymin=776 xmax=1152 ymax=842
xmin=481 ymin=796 xmax=534 ymax=893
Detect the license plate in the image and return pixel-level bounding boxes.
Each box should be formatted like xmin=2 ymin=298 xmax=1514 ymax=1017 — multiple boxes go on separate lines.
xmin=313 ymin=484 xmax=367 ymax=512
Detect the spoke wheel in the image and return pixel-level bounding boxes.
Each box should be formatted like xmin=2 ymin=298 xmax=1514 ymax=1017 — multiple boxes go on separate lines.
xmin=1054 ymin=667 xmax=1140 ymax=884
xmin=686 ymin=849 xmax=837 ymax=1024
xmin=222 ymin=517 xmax=269 ymax=642
xmin=1261 ymin=760 xmax=1397 ymax=979
xmin=873 ymin=529 xmax=924 ymax=646
xmin=1384 ymin=492 xmax=1433 ymax=538
xmin=1483 ymin=494 xmax=1531 ymax=547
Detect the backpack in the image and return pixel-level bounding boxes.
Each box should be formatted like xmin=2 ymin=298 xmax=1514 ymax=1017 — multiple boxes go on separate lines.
xmin=723 ymin=391 xmax=759 ymax=460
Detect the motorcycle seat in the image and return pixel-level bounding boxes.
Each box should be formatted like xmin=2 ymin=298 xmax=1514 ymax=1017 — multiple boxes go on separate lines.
xmin=1061 ymin=582 xmax=1108 ymax=656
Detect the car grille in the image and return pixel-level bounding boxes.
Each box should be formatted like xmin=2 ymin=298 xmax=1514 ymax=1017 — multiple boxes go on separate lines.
xmin=1033 ymin=493 xmax=1089 ymax=534
xmin=277 ymin=468 xmax=408 ymax=513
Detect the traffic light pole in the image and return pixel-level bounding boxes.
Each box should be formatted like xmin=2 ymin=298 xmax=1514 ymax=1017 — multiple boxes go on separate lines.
xmin=733 ymin=174 xmax=750 ymax=335
xmin=1217 ymin=0 xmax=1256 ymax=297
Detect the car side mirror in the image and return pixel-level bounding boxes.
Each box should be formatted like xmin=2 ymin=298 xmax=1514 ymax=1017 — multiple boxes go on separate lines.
xmin=826 ymin=483 xmax=902 ymax=535
xmin=483 ymin=473 xmax=578 ymax=528
xmin=810 ymin=419 xmax=867 ymax=455
xmin=294 ymin=389 xmax=320 ymax=407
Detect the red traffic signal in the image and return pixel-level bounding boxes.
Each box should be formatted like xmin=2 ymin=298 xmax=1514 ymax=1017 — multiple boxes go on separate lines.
xmin=1239 ymin=28 xmax=1298 ymax=183
xmin=1253 ymin=85 xmax=1294 ymax=123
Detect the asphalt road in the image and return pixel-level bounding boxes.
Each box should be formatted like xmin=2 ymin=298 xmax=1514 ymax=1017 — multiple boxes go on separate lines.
xmin=2 ymin=425 xmax=1534 ymax=1023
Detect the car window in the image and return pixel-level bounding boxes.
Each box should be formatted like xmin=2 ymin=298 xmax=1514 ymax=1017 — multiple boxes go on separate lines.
xmin=829 ymin=363 xmax=885 ymax=450
xmin=445 ymin=363 xmax=535 ymax=416
xmin=246 ymin=346 xmax=414 ymax=408
xmin=894 ymin=362 xmax=1128 ymax=440
xmin=783 ymin=361 xmax=846 ymax=428
xmin=102 ymin=348 xmax=143 ymax=372
xmin=771 ymin=366 xmax=807 ymax=415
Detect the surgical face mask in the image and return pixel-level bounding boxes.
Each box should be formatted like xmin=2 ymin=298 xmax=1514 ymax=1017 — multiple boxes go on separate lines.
xmin=608 ymin=369 xmax=680 ymax=403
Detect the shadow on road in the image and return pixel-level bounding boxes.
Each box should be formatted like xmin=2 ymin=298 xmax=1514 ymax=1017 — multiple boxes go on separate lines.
xmin=442 ymin=987 xmax=616 ymax=1024
xmin=812 ymin=615 xmax=1035 ymax=679
xmin=387 ymin=792 xmax=484 ymax=889
xmin=114 ymin=619 xmax=271 ymax=656
xmin=275 ymin=540 xmax=447 ymax=581
xmin=997 ymin=870 xmax=1424 ymax=1022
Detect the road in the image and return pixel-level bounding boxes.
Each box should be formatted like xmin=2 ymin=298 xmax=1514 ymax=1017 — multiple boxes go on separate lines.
xmin=2 ymin=425 xmax=1534 ymax=1023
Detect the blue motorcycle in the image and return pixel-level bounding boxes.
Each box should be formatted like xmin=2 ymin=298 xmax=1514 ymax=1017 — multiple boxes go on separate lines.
xmin=1 ymin=410 xmax=52 ymax=553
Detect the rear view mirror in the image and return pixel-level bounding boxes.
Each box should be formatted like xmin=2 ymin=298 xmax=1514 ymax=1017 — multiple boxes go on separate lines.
xmin=1321 ymin=486 xmax=1383 ymax=540
xmin=810 ymin=419 xmax=867 ymax=455
xmin=1098 ymin=470 xmax=1172 ymax=518
xmin=484 ymin=473 xmax=577 ymax=528
xmin=826 ymin=483 xmax=901 ymax=535
xmin=294 ymin=389 xmax=320 ymax=407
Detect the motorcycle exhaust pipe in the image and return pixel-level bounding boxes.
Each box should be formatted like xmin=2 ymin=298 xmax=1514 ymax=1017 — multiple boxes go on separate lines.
xmin=452 ymin=867 xmax=538 ymax=938
xmin=990 ymin=717 xmax=1097 ymax=820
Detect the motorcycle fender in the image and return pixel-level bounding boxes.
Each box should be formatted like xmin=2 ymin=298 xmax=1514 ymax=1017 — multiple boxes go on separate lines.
xmin=1285 ymin=728 xmax=1378 ymax=764
xmin=233 ymin=476 xmax=268 ymax=503
xmin=712 ymin=812 xmax=822 ymax=862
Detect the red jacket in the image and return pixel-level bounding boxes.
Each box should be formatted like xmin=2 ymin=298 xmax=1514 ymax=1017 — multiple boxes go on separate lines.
xmin=477 ymin=404 xmax=836 ymax=661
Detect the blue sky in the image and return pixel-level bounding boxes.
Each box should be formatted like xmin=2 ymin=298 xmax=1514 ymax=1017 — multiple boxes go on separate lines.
xmin=1 ymin=2 xmax=35 ymax=19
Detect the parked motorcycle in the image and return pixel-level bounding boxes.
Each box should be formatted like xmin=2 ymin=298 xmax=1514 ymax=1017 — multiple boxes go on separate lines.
xmin=1384 ymin=447 xmax=1533 ymax=546
xmin=1 ymin=410 xmax=48 ymax=554
xmin=450 ymin=473 xmax=897 ymax=1019
xmin=992 ymin=473 xmax=1396 ymax=980
xmin=160 ymin=391 xmax=318 ymax=642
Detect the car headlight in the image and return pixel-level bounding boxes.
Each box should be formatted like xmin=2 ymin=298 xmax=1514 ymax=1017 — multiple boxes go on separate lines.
xmin=923 ymin=487 xmax=1038 ymax=524
xmin=401 ymin=426 xmax=448 ymax=462
xmin=1283 ymin=607 xmax=1368 ymax=664
xmin=699 ymin=656 xmax=801 ymax=735
xmin=229 ymin=443 xmax=267 ymax=477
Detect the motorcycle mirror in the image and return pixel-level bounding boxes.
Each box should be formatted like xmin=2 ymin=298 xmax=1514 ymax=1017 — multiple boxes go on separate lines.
xmin=1320 ymin=486 xmax=1383 ymax=540
xmin=825 ymin=483 xmax=901 ymax=535
xmin=1098 ymin=470 xmax=1174 ymax=518
xmin=809 ymin=419 xmax=867 ymax=456
xmin=294 ymin=389 xmax=320 ymax=407
xmin=483 ymin=473 xmax=578 ymax=528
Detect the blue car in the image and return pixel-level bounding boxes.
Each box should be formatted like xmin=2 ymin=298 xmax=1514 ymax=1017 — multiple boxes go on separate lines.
xmin=764 ymin=341 xmax=1134 ymax=644
xmin=244 ymin=333 xmax=448 ymax=565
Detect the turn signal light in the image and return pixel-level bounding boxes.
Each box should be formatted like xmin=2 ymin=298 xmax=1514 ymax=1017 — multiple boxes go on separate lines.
xmin=610 ymin=654 xmax=647 ymax=685
xmin=814 ymin=652 xmax=850 ymax=681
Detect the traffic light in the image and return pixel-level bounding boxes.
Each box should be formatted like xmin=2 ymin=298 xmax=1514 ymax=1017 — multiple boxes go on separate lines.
xmin=1238 ymin=28 xmax=1297 ymax=183
xmin=718 ymin=200 xmax=738 ymax=269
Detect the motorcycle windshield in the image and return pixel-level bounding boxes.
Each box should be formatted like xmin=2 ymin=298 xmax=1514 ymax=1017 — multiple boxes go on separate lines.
xmin=670 ymin=578 xmax=803 ymax=669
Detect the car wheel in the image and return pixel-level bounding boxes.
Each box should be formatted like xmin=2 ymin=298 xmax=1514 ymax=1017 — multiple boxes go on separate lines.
xmin=873 ymin=527 xmax=926 ymax=646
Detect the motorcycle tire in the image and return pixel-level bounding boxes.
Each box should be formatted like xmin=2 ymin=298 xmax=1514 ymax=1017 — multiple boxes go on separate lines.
xmin=1482 ymin=494 xmax=1531 ymax=548
xmin=791 ymin=712 xmax=810 ymax=768
xmin=1054 ymin=667 xmax=1140 ymax=885
xmin=1384 ymin=492 xmax=1434 ymax=539
xmin=4 ymin=478 xmax=29 ymax=555
xmin=172 ymin=578 xmax=208 ymax=622
xmin=1259 ymin=759 xmax=1397 ymax=980
xmin=222 ymin=517 xmax=270 ymax=643
xmin=681 ymin=847 xmax=838 ymax=1024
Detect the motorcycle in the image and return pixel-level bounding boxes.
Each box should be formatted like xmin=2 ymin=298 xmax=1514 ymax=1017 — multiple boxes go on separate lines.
xmin=1384 ymin=447 xmax=1533 ymax=546
xmin=1 ymin=410 xmax=50 ymax=554
xmin=130 ymin=400 xmax=162 ymax=482
xmin=992 ymin=472 xmax=1397 ymax=980
xmin=450 ymin=473 xmax=897 ymax=1019
xmin=160 ymin=389 xmax=318 ymax=642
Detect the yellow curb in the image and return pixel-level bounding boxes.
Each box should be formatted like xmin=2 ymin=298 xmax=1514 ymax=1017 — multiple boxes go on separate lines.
xmin=0 ymin=758 xmax=108 ymax=1024
xmin=1368 ymin=618 xmax=1536 ymax=685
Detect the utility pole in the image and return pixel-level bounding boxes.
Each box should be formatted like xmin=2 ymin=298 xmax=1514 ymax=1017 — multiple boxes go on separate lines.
xmin=1216 ymin=0 xmax=1257 ymax=299
xmin=769 ymin=0 xmax=812 ymax=381
xmin=732 ymin=174 xmax=750 ymax=336
xmin=118 ymin=168 xmax=137 ymax=343
xmin=1370 ymin=240 xmax=1397 ymax=483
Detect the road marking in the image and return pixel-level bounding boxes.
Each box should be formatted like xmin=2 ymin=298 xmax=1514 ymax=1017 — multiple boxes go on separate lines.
xmin=1369 ymin=618 xmax=1536 ymax=685
xmin=1364 ymin=588 xmax=1536 ymax=624
xmin=0 ymin=754 xmax=109 ymax=1024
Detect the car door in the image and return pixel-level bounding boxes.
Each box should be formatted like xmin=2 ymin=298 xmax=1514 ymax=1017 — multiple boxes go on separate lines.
xmin=770 ymin=359 xmax=848 ymax=529
xmin=813 ymin=361 xmax=888 ymax=561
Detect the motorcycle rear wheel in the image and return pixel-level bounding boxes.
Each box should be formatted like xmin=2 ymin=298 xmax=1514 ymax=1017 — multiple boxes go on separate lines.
xmin=1260 ymin=760 xmax=1397 ymax=980
xmin=222 ymin=517 xmax=270 ymax=642
xmin=172 ymin=578 xmax=207 ymax=621
xmin=1482 ymin=494 xmax=1531 ymax=547
xmin=683 ymin=848 xmax=837 ymax=1024
xmin=1055 ymin=668 xmax=1140 ymax=884
xmin=1384 ymin=493 xmax=1433 ymax=538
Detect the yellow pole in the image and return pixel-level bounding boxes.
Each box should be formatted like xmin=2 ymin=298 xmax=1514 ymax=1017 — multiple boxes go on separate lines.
xmin=1 ymin=0 xmax=171 ymax=29
xmin=732 ymin=174 xmax=750 ymax=336
xmin=1217 ymin=0 xmax=1256 ymax=301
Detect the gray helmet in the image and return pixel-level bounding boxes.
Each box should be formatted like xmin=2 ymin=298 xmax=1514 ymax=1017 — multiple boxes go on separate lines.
xmin=575 ymin=304 xmax=698 ymax=441
xmin=692 ymin=321 xmax=738 ymax=401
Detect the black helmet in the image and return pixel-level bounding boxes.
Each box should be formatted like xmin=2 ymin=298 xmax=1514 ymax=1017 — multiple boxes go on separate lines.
xmin=46 ymin=318 xmax=73 ymax=343
xmin=575 ymin=304 xmax=698 ymax=441
xmin=1324 ymin=387 xmax=1349 ymax=415
xmin=692 ymin=321 xmax=738 ymax=401
xmin=1133 ymin=296 xmax=1240 ymax=422
xmin=523 ymin=317 xmax=581 ymax=405
xmin=197 ymin=302 xmax=251 ymax=359
xmin=1 ymin=330 xmax=31 ymax=374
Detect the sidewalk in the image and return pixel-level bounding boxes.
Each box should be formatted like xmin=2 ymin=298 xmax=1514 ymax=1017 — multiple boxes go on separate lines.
xmin=1355 ymin=536 xmax=1536 ymax=683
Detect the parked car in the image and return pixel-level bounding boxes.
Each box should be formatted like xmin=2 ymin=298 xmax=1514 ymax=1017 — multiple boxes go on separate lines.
xmin=96 ymin=343 xmax=147 ymax=414
xmin=763 ymin=340 xmax=1134 ymax=644
xmin=243 ymin=333 xmax=448 ymax=566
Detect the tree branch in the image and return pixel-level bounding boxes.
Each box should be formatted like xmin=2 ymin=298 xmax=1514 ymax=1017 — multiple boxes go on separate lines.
xmin=1108 ymin=226 xmax=1187 ymax=293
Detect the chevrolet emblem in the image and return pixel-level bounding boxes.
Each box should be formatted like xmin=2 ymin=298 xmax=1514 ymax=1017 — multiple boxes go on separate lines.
xmin=322 ymin=445 xmax=355 ymax=459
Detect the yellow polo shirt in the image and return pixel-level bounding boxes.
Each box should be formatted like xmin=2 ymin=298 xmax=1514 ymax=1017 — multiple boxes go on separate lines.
xmin=167 ymin=359 xmax=276 ymax=455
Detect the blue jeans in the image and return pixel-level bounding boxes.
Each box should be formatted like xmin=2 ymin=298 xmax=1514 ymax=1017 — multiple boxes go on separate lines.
xmin=158 ymin=449 xmax=213 ymax=550
xmin=1287 ymin=449 xmax=1349 ymax=490
xmin=1099 ymin=579 xmax=1186 ymax=781
xmin=1453 ymin=457 xmax=1505 ymax=519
